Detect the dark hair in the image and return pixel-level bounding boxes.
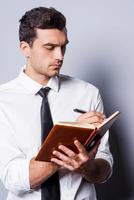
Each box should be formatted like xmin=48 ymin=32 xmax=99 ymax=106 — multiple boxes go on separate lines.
xmin=19 ymin=7 xmax=66 ymax=45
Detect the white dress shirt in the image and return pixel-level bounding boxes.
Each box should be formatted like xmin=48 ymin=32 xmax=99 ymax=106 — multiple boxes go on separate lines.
xmin=0 ymin=69 xmax=113 ymax=200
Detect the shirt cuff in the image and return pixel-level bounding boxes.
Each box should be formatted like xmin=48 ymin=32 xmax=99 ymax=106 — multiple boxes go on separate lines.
xmin=20 ymin=158 xmax=31 ymax=191
xmin=1 ymin=158 xmax=31 ymax=195
xmin=95 ymin=153 xmax=113 ymax=183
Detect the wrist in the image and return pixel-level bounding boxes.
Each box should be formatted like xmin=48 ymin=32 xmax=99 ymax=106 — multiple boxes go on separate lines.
xmin=81 ymin=158 xmax=112 ymax=184
xmin=81 ymin=159 xmax=97 ymax=180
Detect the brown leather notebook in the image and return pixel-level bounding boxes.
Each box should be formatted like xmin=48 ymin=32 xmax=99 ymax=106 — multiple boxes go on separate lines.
xmin=35 ymin=111 xmax=120 ymax=162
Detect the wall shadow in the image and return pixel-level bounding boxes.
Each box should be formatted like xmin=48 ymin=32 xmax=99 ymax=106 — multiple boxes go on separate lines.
xmin=83 ymin=62 xmax=133 ymax=200
xmin=95 ymin=125 xmax=133 ymax=200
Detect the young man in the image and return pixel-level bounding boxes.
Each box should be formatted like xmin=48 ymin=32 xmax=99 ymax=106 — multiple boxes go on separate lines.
xmin=0 ymin=7 xmax=113 ymax=200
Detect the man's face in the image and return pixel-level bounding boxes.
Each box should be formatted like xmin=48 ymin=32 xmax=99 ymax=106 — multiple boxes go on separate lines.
xmin=22 ymin=28 xmax=68 ymax=84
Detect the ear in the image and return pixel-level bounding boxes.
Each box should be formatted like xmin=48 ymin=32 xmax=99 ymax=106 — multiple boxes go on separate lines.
xmin=20 ymin=41 xmax=31 ymax=58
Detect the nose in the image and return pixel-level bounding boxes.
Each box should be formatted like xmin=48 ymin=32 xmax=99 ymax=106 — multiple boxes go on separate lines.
xmin=54 ymin=47 xmax=64 ymax=61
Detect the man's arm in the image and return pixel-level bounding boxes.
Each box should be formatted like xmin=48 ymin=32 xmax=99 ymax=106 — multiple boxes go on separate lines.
xmin=29 ymin=159 xmax=59 ymax=189
xmin=82 ymin=158 xmax=111 ymax=183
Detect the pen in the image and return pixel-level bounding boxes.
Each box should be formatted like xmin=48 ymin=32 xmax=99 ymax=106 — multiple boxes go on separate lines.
xmin=73 ymin=108 xmax=87 ymax=114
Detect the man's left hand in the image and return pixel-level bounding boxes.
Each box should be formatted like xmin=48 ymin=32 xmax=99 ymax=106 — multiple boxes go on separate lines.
xmin=50 ymin=139 xmax=99 ymax=173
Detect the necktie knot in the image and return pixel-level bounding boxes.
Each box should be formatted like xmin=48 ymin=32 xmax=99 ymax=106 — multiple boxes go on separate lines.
xmin=38 ymin=87 xmax=51 ymax=98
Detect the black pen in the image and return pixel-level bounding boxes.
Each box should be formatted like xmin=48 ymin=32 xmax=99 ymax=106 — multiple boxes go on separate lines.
xmin=73 ymin=108 xmax=87 ymax=114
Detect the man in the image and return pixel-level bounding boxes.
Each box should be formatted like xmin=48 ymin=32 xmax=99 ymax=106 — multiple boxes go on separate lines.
xmin=0 ymin=7 xmax=113 ymax=200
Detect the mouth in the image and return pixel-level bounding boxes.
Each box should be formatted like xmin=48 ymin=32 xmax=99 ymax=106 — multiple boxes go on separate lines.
xmin=51 ymin=61 xmax=63 ymax=68
xmin=50 ymin=64 xmax=62 ymax=69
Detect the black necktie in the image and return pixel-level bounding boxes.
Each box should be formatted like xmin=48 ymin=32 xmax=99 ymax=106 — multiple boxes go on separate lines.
xmin=38 ymin=87 xmax=60 ymax=200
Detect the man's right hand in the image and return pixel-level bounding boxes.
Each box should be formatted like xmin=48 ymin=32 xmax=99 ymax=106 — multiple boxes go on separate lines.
xmin=76 ymin=111 xmax=105 ymax=126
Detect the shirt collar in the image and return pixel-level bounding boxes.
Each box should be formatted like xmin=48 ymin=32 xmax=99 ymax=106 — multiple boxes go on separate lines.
xmin=17 ymin=67 xmax=60 ymax=94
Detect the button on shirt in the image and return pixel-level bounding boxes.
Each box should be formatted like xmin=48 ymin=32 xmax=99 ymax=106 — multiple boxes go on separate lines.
xmin=0 ymin=69 xmax=113 ymax=200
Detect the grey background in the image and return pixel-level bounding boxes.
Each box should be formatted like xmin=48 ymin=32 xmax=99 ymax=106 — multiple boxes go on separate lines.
xmin=0 ymin=0 xmax=134 ymax=199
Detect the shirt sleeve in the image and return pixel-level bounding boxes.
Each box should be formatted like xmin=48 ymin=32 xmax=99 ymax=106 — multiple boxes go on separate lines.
xmin=0 ymin=110 xmax=30 ymax=195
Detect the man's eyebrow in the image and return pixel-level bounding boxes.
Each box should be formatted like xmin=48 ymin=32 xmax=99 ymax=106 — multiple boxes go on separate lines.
xmin=43 ymin=40 xmax=69 ymax=47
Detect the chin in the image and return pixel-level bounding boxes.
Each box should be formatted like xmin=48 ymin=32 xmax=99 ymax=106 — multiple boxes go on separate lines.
xmin=47 ymin=72 xmax=59 ymax=79
xmin=52 ymin=70 xmax=60 ymax=76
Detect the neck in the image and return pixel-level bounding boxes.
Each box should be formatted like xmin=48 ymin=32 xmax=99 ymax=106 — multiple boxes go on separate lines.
xmin=24 ymin=65 xmax=50 ymax=86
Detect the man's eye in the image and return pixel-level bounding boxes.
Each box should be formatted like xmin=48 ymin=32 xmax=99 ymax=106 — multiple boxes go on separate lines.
xmin=45 ymin=46 xmax=54 ymax=50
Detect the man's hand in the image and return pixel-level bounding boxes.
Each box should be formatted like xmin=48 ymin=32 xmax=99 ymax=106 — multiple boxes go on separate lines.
xmin=76 ymin=111 xmax=105 ymax=126
xmin=51 ymin=139 xmax=98 ymax=173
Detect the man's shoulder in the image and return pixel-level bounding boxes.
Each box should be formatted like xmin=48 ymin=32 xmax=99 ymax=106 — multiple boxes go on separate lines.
xmin=0 ymin=78 xmax=19 ymax=93
xmin=59 ymin=74 xmax=99 ymax=91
